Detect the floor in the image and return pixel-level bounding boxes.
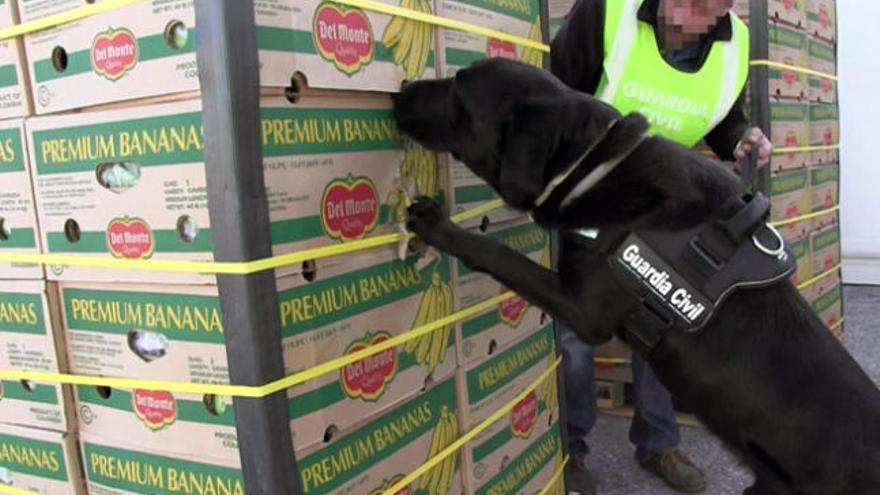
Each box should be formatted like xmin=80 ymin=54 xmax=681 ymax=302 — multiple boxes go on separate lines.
xmin=581 ymin=285 xmax=879 ymax=495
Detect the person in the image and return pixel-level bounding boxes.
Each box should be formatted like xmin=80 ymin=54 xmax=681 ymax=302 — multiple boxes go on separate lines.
xmin=549 ymin=0 xmax=772 ymax=493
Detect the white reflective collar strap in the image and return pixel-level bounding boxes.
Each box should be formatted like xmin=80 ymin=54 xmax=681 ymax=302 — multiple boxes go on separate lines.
xmin=559 ymin=132 xmax=648 ymax=208
xmin=558 ymin=132 xmax=649 ymax=210
xmin=533 ymin=120 xmax=617 ymax=208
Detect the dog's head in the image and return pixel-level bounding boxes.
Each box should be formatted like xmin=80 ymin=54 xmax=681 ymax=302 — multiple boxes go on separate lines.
xmin=393 ymin=58 xmax=620 ymax=211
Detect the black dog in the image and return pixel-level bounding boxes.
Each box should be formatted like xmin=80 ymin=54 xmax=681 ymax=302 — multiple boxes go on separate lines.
xmin=394 ymin=59 xmax=880 ymax=495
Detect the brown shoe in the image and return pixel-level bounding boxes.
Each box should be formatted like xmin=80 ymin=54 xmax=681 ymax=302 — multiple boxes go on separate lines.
xmin=564 ymin=456 xmax=596 ymax=495
xmin=639 ymin=448 xmax=707 ymax=493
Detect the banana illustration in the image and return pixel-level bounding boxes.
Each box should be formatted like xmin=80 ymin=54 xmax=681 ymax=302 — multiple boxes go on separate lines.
xmin=420 ymin=405 xmax=460 ymax=495
xmin=539 ymin=355 xmax=558 ymax=410
xmin=520 ymin=17 xmax=544 ymax=68
xmin=540 ymin=240 xmax=551 ymax=268
xmin=400 ymin=138 xmax=439 ymax=198
xmin=405 ymin=271 xmax=454 ymax=372
xmin=383 ymin=0 xmax=434 ymax=80
xmin=385 ymin=178 xmax=410 ymax=226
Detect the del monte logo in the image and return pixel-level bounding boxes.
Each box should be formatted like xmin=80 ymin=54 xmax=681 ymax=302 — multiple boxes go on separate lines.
xmin=92 ymin=27 xmax=139 ymax=81
xmin=510 ymin=390 xmax=539 ymax=438
xmin=321 ymin=174 xmax=379 ymax=242
xmin=487 ymin=38 xmax=517 ymax=60
xmin=499 ymin=286 xmax=527 ymax=327
xmin=313 ymin=3 xmax=374 ymax=75
xmin=341 ymin=332 xmax=397 ymax=401
xmin=132 ymin=389 xmax=177 ymax=430
xmin=107 ymin=217 xmax=154 ymax=259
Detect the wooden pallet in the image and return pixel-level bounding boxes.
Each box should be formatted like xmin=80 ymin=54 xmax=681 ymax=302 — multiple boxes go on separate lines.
xmin=599 ymin=405 xmax=703 ymax=428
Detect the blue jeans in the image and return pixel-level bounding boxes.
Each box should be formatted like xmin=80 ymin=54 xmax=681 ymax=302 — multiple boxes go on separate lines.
xmin=561 ymin=324 xmax=681 ymax=462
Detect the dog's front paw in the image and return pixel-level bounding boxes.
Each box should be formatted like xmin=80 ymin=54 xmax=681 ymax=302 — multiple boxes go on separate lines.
xmin=407 ymin=196 xmax=453 ymax=246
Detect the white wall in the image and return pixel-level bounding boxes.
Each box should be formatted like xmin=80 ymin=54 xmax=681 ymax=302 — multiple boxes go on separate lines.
xmin=839 ymin=1 xmax=880 ymax=285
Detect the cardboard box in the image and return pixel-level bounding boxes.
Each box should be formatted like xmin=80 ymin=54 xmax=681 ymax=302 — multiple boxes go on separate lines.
xmin=26 ymin=93 xmax=436 ymax=284
xmin=808 ymin=38 xmax=836 ymax=103
xmin=0 ymin=1 xmax=31 ymax=119
xmin=17 ymin=0 xmax=440 ymax=112
xmin=16 ymin=0 xmax=272 ymax=113
xmin=548 ymin=0 xmax=576 ymax=39
xmin=454 ymin=219 xmax=549 ymax=365
xmin=807 ymin=0 xmax=836 ymax=43
xmin=769 ymin=102 xmax=809 ymax=172
xmin=770 ymin=169 xmax=809 ymax=222
xmin=779 ymin=219 xmax=811 ymax=286
xmin=0 ymin=281 xmax=73 ymax=432
xmin=768 ymin=23 xmax=808 ymax=101
xmin=595 ymin=380 xmax=624 ymax=409
xmin=770 ymin=0 xmax=807 ymax=29
xmin=468 ymin=421 xmax=563 ymax=495
xmin=811 ymin=275 xmax=842 ymax=331
xmin=457 ymin=324 xmax=556 ymax=429
xmin=593 ymin=337 xmax=632 ymax=384
xmin=66 ymin=249 xmax=460 ymax=454
xmin=82 ymin=381 xmax=465 ymax=495
xmin=296 ymin=376 xmax=463 ymax=495
xmin=456 ymin=324 xmax=557 ymax=492
xmin=810 ymin=213 xmax=839 ymax=277
xmin=809 ymin=103 xmax=839 ymax=165
xmin=446 ymin=154 xmax=527 ymax=230
xmin=810 ymin=162 xmax=838 ymax=211
xmin=436 ymin=0 xmax=544 ymax=78
xmin=80 ymin=431 xmax=243 ymax=495
xmin=0 ymin=423 xmax=86 ymax=494
xmin=0 ymin=119 xmax=42 ymax=279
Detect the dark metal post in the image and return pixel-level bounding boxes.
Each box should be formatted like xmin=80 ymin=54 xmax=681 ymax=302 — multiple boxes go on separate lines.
xmin=541 ymin=0 xmax=551 ymax=69
xmin=749 ymin=0 xmax=772 ymax=195
xmin=541 ymin=0 xmax=572 ymax=481
xmin=195 ymin=1 xmax=301 ymax=494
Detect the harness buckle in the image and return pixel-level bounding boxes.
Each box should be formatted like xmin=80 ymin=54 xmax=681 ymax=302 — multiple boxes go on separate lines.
xmin=752 ymin=223 xmax=787 ymax=260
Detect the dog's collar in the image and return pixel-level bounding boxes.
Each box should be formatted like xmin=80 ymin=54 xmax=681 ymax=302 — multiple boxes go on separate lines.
xmin=534 ymin=119 xmax=648 ymax=212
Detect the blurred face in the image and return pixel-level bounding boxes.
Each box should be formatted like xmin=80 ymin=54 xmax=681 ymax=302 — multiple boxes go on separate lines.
xmin=659 ymin=0 xmax=734 ymax=46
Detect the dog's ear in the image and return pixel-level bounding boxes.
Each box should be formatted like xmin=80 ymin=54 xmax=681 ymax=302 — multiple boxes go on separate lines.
xmin=498 ymin=98 xmax=564 ymax=205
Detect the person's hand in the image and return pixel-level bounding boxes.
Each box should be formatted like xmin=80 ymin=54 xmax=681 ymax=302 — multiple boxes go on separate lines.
xmin=734 ymin=127 xmax=772 ymax=170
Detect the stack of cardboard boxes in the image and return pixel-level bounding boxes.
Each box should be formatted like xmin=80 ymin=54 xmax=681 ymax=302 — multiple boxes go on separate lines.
xmin=0 ymin=1 xmax=564 ymax=493
xmin=0 ymin=1 xmax=87 ymax=493
xmin=749 ymin=0 xmax=843 ymax=341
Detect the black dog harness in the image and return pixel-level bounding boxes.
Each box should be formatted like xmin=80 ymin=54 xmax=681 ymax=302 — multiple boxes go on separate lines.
xmin=603 ymin=194 xmax=795 ymax=355
xmin=536 ymin=116 xmax=796 ymax=355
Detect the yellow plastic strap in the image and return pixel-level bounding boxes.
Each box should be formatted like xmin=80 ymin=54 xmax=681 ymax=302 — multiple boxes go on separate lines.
xmin=0 ymin=0 xmax=145 ymax=40
xmin=772 ymin=144 xmax=839 ymax=154
xmin=0 ymin=199 xmax=506 ymax=274
xmin=594 ymin=357 xmax=630 ymax=365
xmin=0 ymin=0 xmax=550 ymax=53
xmin=450 ymin=198 xmax=505 ymax=223
xmin=797 ymin=264 xmax=841 ymax=291
xmin=769 ymin=205 xmax=839 ymax=227
xmin=830 ymin=318 xmax=844 ymax=331
xmin=0 ymin=484 xmax=38 ymax=495
xmin=538 ymin=455 xmax=570 ymax=495
xmin=0 ymin=292 xmax=515 ymax=398
xmin=334 ymin=0 xmax=550 ymax=52
xmin=383 ymin=356 xmax=562 ymax=495
xmin=750 ymin=60 xmax=838 ymax=81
